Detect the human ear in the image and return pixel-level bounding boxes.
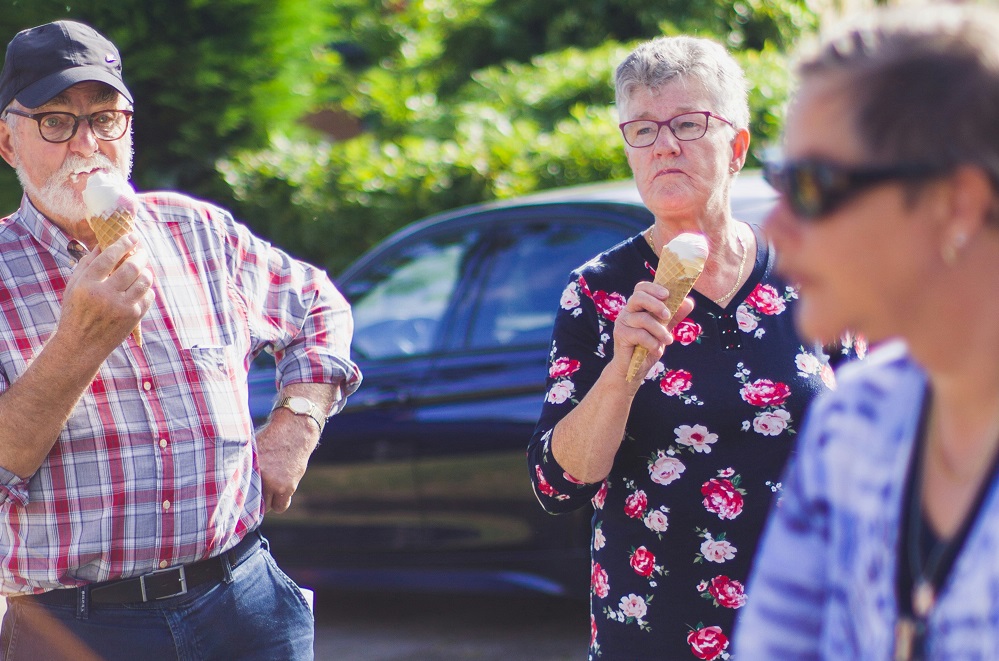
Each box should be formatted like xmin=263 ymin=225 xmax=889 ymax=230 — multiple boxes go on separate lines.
xmin=0 ymin=119 xmax=17 ymax=169
xmin=729 ymin=127 xmax=751 ymax=174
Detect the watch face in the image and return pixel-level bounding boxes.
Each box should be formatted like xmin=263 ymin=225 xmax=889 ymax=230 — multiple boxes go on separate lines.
xmin=287 ymin=397 xmax=311 ymax=414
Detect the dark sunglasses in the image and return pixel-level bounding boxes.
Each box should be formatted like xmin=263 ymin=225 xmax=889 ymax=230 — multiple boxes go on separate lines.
xmin=762 ymin=159 xmax=949 ymax=219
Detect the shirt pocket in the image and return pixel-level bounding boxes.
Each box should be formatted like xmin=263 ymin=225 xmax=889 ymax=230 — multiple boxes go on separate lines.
xmin=176 ymin=343 xmax=253 ymax=444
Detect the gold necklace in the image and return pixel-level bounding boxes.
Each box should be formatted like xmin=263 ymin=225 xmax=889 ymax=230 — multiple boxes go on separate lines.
xmin=712 ymin=230 xmax=748 ymax=306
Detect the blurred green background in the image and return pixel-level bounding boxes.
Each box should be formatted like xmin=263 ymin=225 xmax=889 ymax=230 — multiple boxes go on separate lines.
xmin=1 ymin=0 xmax=825 ymax=274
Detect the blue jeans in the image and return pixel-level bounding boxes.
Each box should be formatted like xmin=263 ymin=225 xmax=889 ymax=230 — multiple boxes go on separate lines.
xmin=0 ymin=538 xmax=314 ymax=661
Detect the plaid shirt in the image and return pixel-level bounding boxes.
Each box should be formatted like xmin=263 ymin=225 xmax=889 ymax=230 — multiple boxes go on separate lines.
xmin=735 ymin=341 xmax=999 ymax=660
xmin=0 ymin=193 xmax=360 ymax=595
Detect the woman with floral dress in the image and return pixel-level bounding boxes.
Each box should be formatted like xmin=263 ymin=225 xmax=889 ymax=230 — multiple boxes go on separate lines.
xmin=527 ymin=35 xmax=860 ymax=660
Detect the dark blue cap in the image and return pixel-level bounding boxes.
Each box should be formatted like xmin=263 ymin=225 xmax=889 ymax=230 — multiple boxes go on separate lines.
xmin=0 ymin=21 xmax=133 ymax=112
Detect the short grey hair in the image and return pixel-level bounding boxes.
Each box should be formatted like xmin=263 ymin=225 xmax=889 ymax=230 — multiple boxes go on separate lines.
xmin=796 ymin=4 xmax=999 ymax=198
xmin=614 ymin=35 xmax=750 ymax=130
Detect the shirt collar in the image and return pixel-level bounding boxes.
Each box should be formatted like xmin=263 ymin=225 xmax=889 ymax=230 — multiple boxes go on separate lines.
xmin=14 ymin=195 xmax=89 ymax=265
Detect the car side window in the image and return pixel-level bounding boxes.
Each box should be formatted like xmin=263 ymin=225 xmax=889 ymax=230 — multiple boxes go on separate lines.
xmin=467 ymin=218 xmax=631 ymax=349
xmin=347 ymin=226 xmax=481 ymax=360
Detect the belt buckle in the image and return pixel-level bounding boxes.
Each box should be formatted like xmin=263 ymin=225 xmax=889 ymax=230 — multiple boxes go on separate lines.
xmin=139 ymin=565 xmax=188 ymax=602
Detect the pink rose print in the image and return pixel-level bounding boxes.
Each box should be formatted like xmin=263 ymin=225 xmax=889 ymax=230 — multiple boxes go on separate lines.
xmin=707 ymin=575 xmax=747 ymax=609
xmin=624 ymin=490 xmax=648 ymax=519
xmin=673 ymin=319 xmax=702 ymax=346
xmin=644 ymin=509 xmax=669 ymax=535
xmin=546 ymin=380 xmax=574 ymax=404
xmin=560 ymin=282 xmax=581 ymax=311
xmin=590 ymin=614 xmax=598 ymax=649
xmin=746 ymin=283 xmax=787 ymax=315
xmin=821 ymin=363 xmax=837 ymax=389
xmin=687 ymin=625 xmax=729 ymax=661
xmin=549 ymin=357 xmax=581 ymax=379
xmin=630 ymin=546 xmax=656 ymax=578
xmin=535 ymin=465 xmax=558 ymax=498
xmin=698 ymin=533 xmax=737 ymax=563
xmin=701 ymin=478 xmax=744 ymax=520
xmin=795 ymin=351 xmax=822 ymax=376
xmin=591 ymin=290 xmax=627 ymax=321
xmin=591 ymin=562 xmax=610 ymax=599
xmin=753 ymin=409 xmax=791 ymax=436
xmin=648 ymin=452 xmax=685 ymax=486
xmin=735 ymin=304 xmax=758 ymax=332
xmin=660 ymin=369 xmax=693 ymax=397
xmin=619 ymin=594 xmax=648 ymax=620
xmin=740 ymin=378 xmax=791 ymax=407
xmin=675 ymin=424 xmax=718 ymax=453
xmin=591 ymin=481 xmax=608 ymax=509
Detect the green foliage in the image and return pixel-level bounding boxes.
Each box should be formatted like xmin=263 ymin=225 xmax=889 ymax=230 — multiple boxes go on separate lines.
xmin=221 ymin=32 xmax=797 ymax=274
xmin=0 ymin=0 xmax=335 ymax=208
xmin=737 ymin=44 xmax=796 ymax=161
xmin=0 ymin=0 xmax=815 ymax=275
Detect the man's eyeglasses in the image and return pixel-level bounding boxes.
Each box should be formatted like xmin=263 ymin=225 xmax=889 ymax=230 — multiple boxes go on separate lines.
xmin=619 ymin=111 xmax=734 ymax=148
xmin=3 ymin=108 xmax=133 ymax=144
xmin=762 ymin=159 xmax=949 ymax=220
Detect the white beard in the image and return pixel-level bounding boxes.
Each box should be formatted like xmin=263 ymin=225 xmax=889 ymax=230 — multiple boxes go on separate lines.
xmin=11 ymin=131 xmax=133 ymax=224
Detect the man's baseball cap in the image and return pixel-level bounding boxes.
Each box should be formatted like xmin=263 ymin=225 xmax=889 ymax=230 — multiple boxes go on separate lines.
xmin=0 ymin=20 xmax=133 ymax=113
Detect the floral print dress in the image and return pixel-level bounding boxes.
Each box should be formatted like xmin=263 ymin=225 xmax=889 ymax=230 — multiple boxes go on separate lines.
xmin=528 ymin=226 xmax=856 ymax=660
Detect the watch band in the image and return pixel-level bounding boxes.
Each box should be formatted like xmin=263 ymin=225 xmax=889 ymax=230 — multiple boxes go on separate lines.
xmin=273 ymin=395 xmax=326 ymax=433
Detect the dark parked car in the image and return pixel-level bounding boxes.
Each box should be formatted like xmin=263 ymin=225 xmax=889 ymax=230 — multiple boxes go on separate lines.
xmin=252 ymin=174 xmax=777 ymax=598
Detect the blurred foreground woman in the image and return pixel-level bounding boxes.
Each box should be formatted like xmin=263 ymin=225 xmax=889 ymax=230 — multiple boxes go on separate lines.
xmin=735 ymin=5 xmax=999 ymax=660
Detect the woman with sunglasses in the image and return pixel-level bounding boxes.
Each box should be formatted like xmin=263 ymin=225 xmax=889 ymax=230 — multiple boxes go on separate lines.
xmin=735 ymin=5 xmax=999 ymax=660
xmin=527 ymin=35 xmax=858 ymax=660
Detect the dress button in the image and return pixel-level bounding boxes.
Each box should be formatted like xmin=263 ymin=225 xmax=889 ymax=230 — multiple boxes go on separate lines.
xmin=159 ymin=560 xmax=169 ymax=569
xmin=163 ymin=500 xmax=171 ymax=511
xmin=143 ymin=381 xmax=152 ymax=391
xmin=159 ymin=439 xmax=168 ymax=449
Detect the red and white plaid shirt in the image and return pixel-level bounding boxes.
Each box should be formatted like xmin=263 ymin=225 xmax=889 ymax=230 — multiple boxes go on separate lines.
xmin=0 ymin=193 xmax=360 ymax=594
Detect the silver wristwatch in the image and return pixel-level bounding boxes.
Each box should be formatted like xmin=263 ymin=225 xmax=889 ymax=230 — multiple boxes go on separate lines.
xmin=273 ymin=395 xmax=326 ymax=433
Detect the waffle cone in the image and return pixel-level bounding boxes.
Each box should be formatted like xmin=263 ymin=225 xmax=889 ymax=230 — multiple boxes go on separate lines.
xmin=87 ymin=210 xmax=142 ymax=346
xmin=626 ymin=244 xmax=706 ymax=382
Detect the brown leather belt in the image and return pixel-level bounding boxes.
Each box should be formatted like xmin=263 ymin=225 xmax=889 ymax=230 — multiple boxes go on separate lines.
xmin=13 ymin=530 xmax=262 ymax=606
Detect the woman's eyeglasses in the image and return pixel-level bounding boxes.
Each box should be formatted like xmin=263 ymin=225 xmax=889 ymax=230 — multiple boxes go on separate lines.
xmin=762 ymin=159 xmax=948 ymax=220
xmin=619 ymin=111 xmax=733 ymax=148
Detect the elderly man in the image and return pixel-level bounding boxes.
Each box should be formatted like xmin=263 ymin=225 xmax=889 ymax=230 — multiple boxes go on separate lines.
xmin=0 ymin=20 xmax=359 ymax=660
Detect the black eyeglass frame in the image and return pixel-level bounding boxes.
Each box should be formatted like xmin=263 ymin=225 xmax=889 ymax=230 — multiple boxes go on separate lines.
xmin=618 ymin=111 xmax=735 ymax=148
xmin=2 ymin=108 xmax=134 ymax=144
xmin=762 ymin=159 xmax=950 ymax=220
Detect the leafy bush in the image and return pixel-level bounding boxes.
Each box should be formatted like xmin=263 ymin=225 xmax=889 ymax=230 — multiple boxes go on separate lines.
xmin=0 ymin=0 xmax=335 ymax=212
xmin=221 ymin=39 xmax=794 ymax=274
xmin=0 ymin=0 xmax=813 ymax=276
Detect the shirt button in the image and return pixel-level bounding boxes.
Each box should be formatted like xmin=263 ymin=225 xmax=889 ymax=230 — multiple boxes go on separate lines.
xmin=159 ymin=439 xmax=168 ymax=449
xmin=159 ymin=560 xmax=169 ymax=569
xmin=143 ymin=381 xmax=152 ymax=391
xmin=163 ymin=500 xmax=171 ymax=511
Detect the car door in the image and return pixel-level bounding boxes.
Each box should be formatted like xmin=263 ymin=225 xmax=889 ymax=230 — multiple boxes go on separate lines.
xmin=262 ymin=218 xmax=489 ymax=580
xmin=413 ymin=203 xmax=649 ymax=592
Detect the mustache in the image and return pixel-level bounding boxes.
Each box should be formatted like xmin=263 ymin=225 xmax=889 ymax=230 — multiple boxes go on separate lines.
xmin=60 ymin=153 xmax=119 ymax=180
